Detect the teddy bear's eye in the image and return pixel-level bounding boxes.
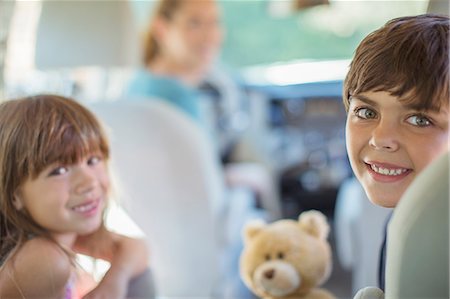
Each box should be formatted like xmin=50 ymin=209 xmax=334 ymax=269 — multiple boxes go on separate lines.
xmin=277 ymin=252 xmax=284 ymax=259
xmin=265 ymin=254 xmax=271 ymax=261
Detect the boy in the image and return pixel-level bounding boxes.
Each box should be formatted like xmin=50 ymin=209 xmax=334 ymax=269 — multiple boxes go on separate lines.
xmin=343 ymin=14 xmax=449 ymax=291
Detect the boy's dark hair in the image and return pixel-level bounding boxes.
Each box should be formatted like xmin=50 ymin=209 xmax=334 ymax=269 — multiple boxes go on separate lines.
xmin=343 ymin=14 xmax=449 ymax=111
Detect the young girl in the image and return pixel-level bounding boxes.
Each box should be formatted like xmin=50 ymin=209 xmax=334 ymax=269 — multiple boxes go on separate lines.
xmin=343 ymin=14 xmax=449 ymax=291
xmin=0 ymin=95 xmax=149 ymax=298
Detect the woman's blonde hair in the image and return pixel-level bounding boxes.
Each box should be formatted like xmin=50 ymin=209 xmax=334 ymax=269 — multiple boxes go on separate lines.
xmin=142 ymin=0 xmax=184 ymax=65
xmin=0 ymin=94 xmax=110 ymax=264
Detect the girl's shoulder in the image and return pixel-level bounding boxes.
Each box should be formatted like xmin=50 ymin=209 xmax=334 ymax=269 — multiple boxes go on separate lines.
xmin=16 ymin=236 xmax=72 ymax=270
xmin=0 ymin=237 xmax=72 ymax=298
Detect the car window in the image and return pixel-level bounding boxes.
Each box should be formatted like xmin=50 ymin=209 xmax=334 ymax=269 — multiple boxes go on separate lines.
xmin=219 ymin=0 xmax=428 ymax=68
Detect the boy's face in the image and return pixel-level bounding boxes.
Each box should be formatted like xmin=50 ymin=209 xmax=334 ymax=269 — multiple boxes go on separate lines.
xmin=346 ymin=90 xmax=449 ymax=208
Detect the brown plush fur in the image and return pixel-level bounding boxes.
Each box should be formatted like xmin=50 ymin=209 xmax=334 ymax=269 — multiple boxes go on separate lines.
xmin=240 ymin=211 xmax=335 ymax=299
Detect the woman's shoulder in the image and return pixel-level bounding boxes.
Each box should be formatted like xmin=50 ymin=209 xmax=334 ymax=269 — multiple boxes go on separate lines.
xmin=0 ymin=237 xmax=72 ymax=297
xmin=127 ymin=69 xmax=163 ymax=91
xmin=127 ymin=69 xmax=192 ymax=98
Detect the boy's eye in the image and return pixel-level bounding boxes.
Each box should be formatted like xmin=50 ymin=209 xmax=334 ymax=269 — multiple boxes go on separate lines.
xmin=49 ymin=166 xmax=68 ymax=176
xmin=406 ymin=115 xmax=432 ymax=127
xmin=355 ymin=107 xmax=377 ymax=119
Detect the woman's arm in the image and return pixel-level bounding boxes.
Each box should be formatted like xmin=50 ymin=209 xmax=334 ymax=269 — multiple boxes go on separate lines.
xmin=0 ymin=237 xmax=71 ymax=298
xmin=73 ymin=226 xmax=149 ymax=299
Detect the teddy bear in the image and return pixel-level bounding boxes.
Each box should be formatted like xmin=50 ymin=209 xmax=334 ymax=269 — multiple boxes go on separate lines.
xmin=240 ymin=210 xmax=335 ymax=299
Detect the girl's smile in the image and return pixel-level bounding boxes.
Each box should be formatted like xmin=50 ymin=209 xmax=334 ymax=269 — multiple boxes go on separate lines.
xmin=70 ymin=197 xmax=102 ymax=217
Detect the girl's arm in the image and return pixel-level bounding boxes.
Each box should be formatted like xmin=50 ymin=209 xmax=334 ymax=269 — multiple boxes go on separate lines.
xmin=73 ymin=226 xmax=149 ymax=299
xmin=0 ymin=237 xmax=71 ymax=298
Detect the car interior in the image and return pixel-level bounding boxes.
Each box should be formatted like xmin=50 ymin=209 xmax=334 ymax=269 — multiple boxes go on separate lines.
xmin=0 ymin=0 xmax=448 ymax=298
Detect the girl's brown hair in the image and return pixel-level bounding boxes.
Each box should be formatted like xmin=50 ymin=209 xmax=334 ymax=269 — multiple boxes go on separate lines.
xmin=0 ymin=95 xmax=110 ymax=264
xmin=343 ymin=14 xmax=449 ymax=111
xmin=142 ymin=0 xmax=184 ymax=65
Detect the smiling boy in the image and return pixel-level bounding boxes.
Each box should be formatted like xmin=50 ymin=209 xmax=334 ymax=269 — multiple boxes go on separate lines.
xmin=342 ymin=14 xmax=449 ymax=290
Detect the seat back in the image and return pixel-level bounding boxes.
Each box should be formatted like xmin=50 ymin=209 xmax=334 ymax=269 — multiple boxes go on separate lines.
xmin=386 ymin=151 xmax=449 ymax=298
xmin=334 ymin=177 xmax=391 ymax=294
xmin=89 ymin=100 xmax=225 ymax=297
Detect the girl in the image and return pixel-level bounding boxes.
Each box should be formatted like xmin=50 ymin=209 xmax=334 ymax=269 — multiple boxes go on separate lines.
xmin=0 ymin=95 xmax=149 ymax=298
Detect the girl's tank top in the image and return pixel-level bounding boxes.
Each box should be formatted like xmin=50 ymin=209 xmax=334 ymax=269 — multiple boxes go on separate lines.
xmin=64 ymin=271 xmax=81 ymax=299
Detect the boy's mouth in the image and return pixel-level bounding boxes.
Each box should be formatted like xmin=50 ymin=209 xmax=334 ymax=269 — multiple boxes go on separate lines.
xmin=368 ymin=163 xmax=409 ymax=176
xmin=364 ymin=162 xmax=412 ymax=182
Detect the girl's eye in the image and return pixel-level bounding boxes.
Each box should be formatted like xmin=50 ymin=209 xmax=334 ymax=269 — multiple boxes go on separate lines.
xmin=87 ymin=156 xmax=102 ymax=166
xmin=49 ymin=166 xmax=68 ymax=176
xmin=354 ymin=107 xmax=377 ymax=120
xmin=406 ymin=114 xmax=432 ymax=127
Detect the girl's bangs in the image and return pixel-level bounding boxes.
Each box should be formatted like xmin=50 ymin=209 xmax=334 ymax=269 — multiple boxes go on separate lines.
xmin=43 ymin=126 xmax=108 ymax=167
xmin=28 ymin=100 xmax=110 ymax=177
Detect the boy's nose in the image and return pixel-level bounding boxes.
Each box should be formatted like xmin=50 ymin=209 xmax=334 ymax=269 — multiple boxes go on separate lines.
xmin=369 ymin=121 xmax=400 ymax=152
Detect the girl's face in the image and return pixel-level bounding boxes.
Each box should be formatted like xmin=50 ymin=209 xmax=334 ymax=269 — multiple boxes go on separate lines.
xmin=158 ymin=0 xmax=223 ymax=70
xmin=16 ymin=153 xmax=109 ymax=245
xmin=346 ymin=90 xmax=449 ymax=208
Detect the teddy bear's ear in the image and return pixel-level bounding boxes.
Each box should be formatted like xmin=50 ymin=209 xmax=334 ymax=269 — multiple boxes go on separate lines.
xmin=298 ymin=210 xmax=330 ymax=240
xmin=242 ymin=219 xmax=266 ymax=243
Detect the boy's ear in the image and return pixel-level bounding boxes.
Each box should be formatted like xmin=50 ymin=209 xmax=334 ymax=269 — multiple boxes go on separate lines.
xmin=12 ymin=193 xmax=24 ymax=210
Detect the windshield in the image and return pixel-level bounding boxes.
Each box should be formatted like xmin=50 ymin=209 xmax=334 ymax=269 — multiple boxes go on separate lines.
xmin=219 ymin=0 xmax=428 ymax=68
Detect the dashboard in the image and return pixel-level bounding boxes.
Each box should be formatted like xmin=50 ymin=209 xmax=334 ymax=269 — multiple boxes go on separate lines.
xmin=244 ymin=79 xmax=352 ymax=218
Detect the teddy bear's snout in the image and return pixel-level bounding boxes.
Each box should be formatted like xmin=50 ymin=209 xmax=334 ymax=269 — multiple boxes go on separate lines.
xmin=253 ymin=260 xmax=301 ymax=297
xmin=264 ymin=269 xmax=275 ymax=279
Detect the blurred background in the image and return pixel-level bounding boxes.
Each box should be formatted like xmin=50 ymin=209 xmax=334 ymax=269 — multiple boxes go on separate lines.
xmin=1 ymin=0 xmax=439 ymax=99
